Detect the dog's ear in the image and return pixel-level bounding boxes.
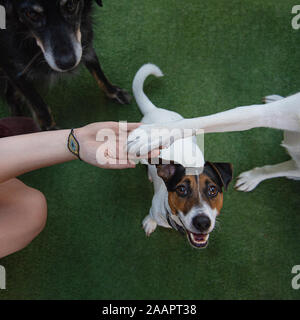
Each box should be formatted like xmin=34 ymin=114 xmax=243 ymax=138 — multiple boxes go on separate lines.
xmin=205 ymin=162 xmax=233 ymax=191
xmin=95 ymin=0 xmax=103 ymax=7
xmin=156 ymin=163 xmax=186 ymax=191
xmin=156 ymin=164 xmax=177 ymax=182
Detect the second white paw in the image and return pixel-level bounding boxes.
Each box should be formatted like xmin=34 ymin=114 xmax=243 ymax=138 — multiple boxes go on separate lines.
xmin=235 ymin=169 xmax=263 ymax=192
xmin=142 ymin=215 xmax=158 ymax=236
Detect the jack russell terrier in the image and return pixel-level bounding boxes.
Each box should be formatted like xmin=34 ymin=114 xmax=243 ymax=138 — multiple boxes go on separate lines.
xmin=131 ymin=64 xmax=233 ymax=248
xmin=128 ymin=88 xmax=300 ymax=192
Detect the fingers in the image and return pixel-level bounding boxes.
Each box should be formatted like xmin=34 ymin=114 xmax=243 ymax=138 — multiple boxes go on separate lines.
xmin=127 ymin=148 xmax=160 ymax=160
xmin=105 ymin=162 xmax=137 ymax=170
xmin=125 ymin=123 xmax=142 ymax=131
xmin=127 ymin=137 xmax=165 ymax=157
xmin=148 ymin=149 xmax=161 ymax=158
xmin=95 ymin=148 xmax=137 ymax=168
xmin=84 ymin=122 xmax=160 ymax=168
xmin=127 ymin=127 xmax=146 ymax=145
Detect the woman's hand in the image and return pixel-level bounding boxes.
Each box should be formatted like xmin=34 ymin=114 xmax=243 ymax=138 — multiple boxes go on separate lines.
xmin=76 ymin=122 xmax=160 ymax=169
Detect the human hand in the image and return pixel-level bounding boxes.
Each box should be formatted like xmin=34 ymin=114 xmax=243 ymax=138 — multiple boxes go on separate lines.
xmin=75 ymin=122 xmax=160 ymax=169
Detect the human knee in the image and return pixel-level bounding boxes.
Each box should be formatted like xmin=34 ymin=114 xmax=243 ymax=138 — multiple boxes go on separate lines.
xmin=22 ymin=188 xmax=48 ymax=234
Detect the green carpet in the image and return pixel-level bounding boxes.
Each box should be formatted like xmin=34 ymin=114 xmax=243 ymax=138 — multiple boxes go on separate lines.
xmin=1 ymin=0 xmax=300 ymax=300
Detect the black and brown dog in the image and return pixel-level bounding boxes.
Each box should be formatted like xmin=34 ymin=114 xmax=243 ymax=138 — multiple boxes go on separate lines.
xmin=0 ymin=0 xmax=131 ymax=130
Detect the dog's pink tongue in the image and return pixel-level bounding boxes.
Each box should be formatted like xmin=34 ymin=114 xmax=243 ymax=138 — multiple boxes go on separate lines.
xmin=193 ymin=233 xmax=205 ymax=241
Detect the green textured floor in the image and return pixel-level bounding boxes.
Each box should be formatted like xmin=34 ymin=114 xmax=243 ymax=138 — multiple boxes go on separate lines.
xmin=1 ymin=0 xmax=300 ymax=300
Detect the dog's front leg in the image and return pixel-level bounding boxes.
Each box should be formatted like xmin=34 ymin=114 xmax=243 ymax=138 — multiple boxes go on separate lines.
xmin=12 ymin=79 xmax=56 ymax=130
xmin=128 ymin=104 xmax=274 ymax=155
xmin=4 ymin=70 xmax=56 ymax=130
xmin=235 ymin=160 xmax=300 ymax=192
xmin=170 ymin=95 xmax=300 ymax=134
xmin=179 ymin=93 xmax=300 ymax=134
xmin=84 ymin=48 xmax=131 ymax=105
xmin=128 ymin=93 xmax=300 ymax=155
xmin=190 ymin=97 xmax=300 ymax=134
xmin=142 ymin=212 xmax=158 ymax=237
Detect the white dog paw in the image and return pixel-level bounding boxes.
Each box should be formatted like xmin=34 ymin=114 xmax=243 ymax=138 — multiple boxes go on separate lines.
xmin=263 ymin=95 xmax=284 ymax=104
xmin=235 ymin=168 xmax=264 ymax=192
xmin=127 ymin=125 xmax=156 ymax=156
xmin=127 ymin=124 xmax=183 ymax=157
xmin=142 ymin=215 xmax=158 ymax=236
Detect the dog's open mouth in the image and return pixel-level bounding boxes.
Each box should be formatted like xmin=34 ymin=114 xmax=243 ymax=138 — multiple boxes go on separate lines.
xmin=175 ymin=215 xmax=210 ymax=249
xmin=187 ymin=231 xmax=209 ymax=249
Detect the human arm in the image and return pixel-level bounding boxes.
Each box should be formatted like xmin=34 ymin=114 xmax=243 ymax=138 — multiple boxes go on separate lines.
xmin=0 ymin=122 xmax=156 ymax=183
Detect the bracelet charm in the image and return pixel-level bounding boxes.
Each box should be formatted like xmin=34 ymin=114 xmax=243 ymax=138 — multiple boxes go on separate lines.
xmin=67 ymin=129 xmax=81 ymax=160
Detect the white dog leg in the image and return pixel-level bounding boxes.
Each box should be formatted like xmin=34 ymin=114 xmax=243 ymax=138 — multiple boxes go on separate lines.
xmin=128 ymin=93 xmax=300 ymax=155
xmin=142 ymin=212 xmax=158 ymax=236
xmin=235 ymin=160 xmax=300 ymax=192
xmin=188 ymin=92 xmax=300 ymax=133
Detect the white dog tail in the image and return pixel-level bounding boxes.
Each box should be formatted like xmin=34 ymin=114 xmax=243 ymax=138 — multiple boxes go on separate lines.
xmin=132 ymin=63 xmax=164 ymax=115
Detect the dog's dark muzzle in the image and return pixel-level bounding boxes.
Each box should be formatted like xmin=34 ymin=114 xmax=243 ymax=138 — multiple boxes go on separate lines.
xmin=43 ymin=24 xmax=82 ymax=72
xmin=55 ymin=50 xmax=78 ymax=71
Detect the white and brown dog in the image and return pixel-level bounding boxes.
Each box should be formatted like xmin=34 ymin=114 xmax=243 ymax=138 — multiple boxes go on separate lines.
xmin=131 ymin=64 xmax=233 ymax=248
xmin=129 ymin=86 xmax=300 ymax=192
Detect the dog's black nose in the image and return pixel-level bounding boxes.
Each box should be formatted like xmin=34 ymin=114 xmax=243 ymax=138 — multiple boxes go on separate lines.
xmin=55 ymin=53 xmax=77 ymax=71
xmin=192 ymin=215 xmax=211 ymax=232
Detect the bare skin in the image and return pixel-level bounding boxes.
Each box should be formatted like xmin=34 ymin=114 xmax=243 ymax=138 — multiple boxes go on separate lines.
xmin=0 ymin=179 xmax=47 ymax=258
xmin=0 ymin=122 xmax=159 ymax=258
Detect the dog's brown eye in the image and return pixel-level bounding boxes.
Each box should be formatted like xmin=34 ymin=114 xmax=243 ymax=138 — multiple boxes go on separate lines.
xmin=208 ymin=185 xmax=218 ymax=198
xmin=176 ymin=185 xmax=188 ymax=197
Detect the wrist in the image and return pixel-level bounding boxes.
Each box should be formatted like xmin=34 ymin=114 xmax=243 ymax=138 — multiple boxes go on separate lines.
xmin=52 ymin=129 xmax=78 ymax=162
xmin=67 ymin=128 xmax=82 ymax=161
